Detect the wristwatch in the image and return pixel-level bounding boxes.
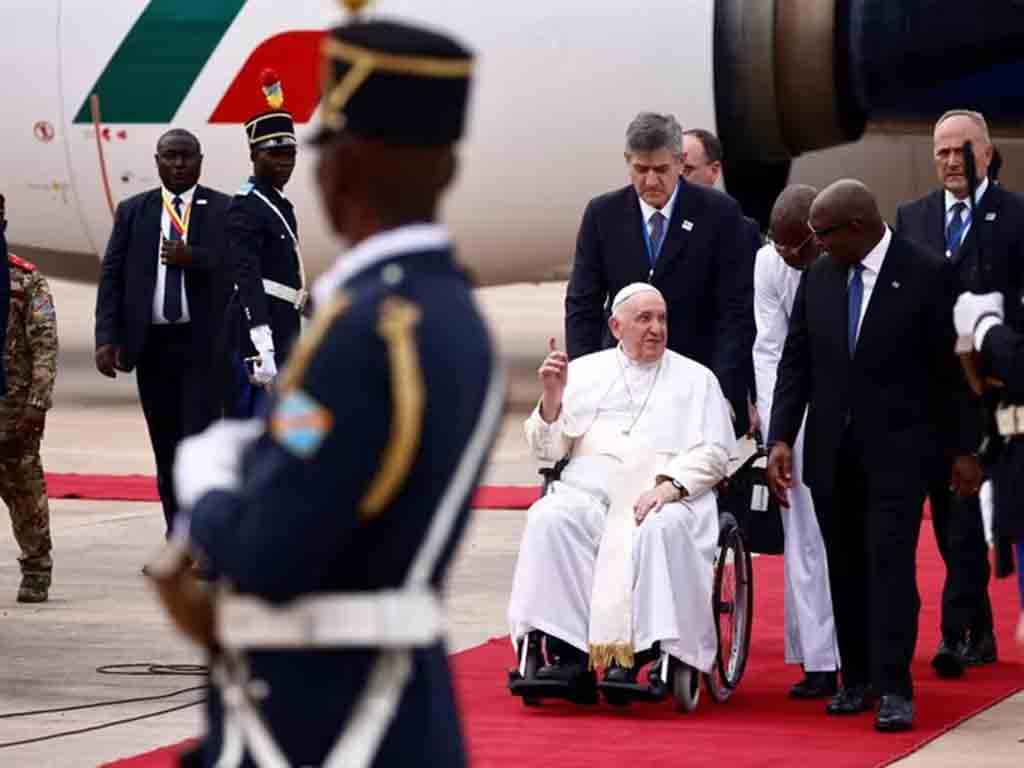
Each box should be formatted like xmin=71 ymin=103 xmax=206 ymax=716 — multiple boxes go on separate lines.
xmin=668 ymin=478 xmax=687 ymax=500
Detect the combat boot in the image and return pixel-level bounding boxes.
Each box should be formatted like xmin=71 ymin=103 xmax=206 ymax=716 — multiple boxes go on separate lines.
xmin=18 ymin=569 xmax=51 ymax=603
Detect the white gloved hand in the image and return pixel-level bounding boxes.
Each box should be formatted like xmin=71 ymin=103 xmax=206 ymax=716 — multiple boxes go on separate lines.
xmin=173 ymin=419 xmax=265 ymax=511
xmin=954 ymin=291 xmax=1003 ymax=337
xmin=249 ymin=324 xmax=277 ymax=385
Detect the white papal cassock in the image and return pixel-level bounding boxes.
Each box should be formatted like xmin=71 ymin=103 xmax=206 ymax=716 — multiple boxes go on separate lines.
xmin=753 ymin=243 xmax=839 ymax=672
xmin=508 ymin=347 xmax=736 ymax=673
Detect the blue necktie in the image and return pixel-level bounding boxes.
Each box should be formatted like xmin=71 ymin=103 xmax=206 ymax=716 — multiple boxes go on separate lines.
xmin=163 ymin=196 xmax=183 ymax=322
xmin=648 ymin=211 xmax=666 ymax=265
xmin=944 ymin=201 xmax=967 ymax=260
xmin=848 ymin=262 xmax=865 ymax=357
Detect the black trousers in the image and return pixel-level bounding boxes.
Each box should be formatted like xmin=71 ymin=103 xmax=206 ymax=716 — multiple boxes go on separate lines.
xmin=136 ymin=324 xmax=215 ymax=535
xmin=928 ymin=478 xmax=993 ymax=642
xmin=812 ymin=435 xmax=925 ymax=699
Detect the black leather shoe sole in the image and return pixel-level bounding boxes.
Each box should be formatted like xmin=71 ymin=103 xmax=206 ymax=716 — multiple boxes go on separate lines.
xmin=931 ymin=650 xmax=965 ymax=678
xmin=875 ymin=715 xmax=913 ymax=732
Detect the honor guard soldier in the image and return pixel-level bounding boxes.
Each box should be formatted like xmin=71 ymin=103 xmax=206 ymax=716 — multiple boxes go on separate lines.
xmin=955 ymin=291 xmax=1024 ymax=646
xmin=148 ymin=8 xmax=503 ymax=768
xmin=224 ymin=71 xmax=306 ymax=417
xmin=1 ymin=195 xmax=58 ymax=602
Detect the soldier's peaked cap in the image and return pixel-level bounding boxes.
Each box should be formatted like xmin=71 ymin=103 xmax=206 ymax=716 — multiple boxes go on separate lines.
xmin=313 ymin=19 xmax=474 ymax=146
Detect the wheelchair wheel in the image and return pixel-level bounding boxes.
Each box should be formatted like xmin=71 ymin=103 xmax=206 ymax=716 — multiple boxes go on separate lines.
xmin=709 ymin=514 xmax=753 ymax=697
xmin=672 ymin=658 xmax=700 ymax=712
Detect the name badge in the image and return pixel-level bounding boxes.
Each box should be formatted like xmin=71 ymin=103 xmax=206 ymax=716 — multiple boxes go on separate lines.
xmin=196 ymin=199 xmax=208 ymax=206
xmin=681 ymin=220 xmax=694 ymax=232
xmin=985 ymin=212 xmax=997 ymax=221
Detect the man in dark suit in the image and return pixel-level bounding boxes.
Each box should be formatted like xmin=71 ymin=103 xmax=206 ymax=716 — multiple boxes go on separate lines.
xmin=0 ymin=193 xmax=9 ymax=398
xmin=894 ymin=109 xmax=1024 ymax=676
xmin=767 ymin=180 xmax=976 ymax=732
xmin=94 ymin=129 xmax=230 ymax=536
xmin=565 ymin=112 xmax=754 ymax=434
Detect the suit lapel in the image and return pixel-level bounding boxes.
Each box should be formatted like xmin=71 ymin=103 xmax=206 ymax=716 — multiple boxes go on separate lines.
xmin=824 ymin=256 xmax=851 ymax=365
xmin=925 ymin=190 xmax=946 ymax=257
xmin=188 ymin=185 xmax=207 ymax=245
xmin=652 ymin=179 xmax=698 ymax=282
xmin=142 ymin=190 xmax=163 ymax=281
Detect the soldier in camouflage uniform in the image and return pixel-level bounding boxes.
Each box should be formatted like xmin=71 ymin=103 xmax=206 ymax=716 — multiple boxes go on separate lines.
xmin=0 ymin=196 xmax=58 ymax=603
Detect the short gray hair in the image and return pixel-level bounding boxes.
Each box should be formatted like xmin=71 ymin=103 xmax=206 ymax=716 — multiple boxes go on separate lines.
xmin=625 ymin=112 xmax=683 ymax=157
xmin=935 ymin=109 xmax=991 ymax=143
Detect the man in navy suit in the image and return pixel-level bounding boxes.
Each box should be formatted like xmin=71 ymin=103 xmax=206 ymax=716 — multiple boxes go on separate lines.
xmin=565 ymin=113 xmax=754 ymax=434
xmin=94 ymin=129 xmax=230 ymax=536
xmin=767 ymin=180 xmax=975 ymax=732
xmin=895 ymin=110 xmax=1024 ymax=676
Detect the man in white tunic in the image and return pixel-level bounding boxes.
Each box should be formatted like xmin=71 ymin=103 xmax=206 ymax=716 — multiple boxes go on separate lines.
xmin=508 ymin=284 xmax=736 ymax=688
xmin=754 ymin=185 xmax=840 ymax=698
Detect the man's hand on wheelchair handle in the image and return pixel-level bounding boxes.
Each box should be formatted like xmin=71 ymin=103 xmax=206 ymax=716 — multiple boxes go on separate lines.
xmin=766 ymin=442 xmax=793 ymax=508
xmin=538 ymin=336 xmax=568 ymax=423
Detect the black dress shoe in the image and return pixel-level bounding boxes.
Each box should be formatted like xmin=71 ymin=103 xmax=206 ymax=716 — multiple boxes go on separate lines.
xmin=603 ymin=663 xmax=639 ymax=684
xmin=535 ymin=660 xmax=589 ymax=683
xmin=825 ymin=685 xmax=876 ymax=715
xmin=930 ymin=638 xmax=966 ymax=678
xmin=963 ymin=630 xmax=997 ymax=666
xmin=875 ymin=694 xmax=913 ymax=732
xmin=789 ymin=670 xmax=838 ymax=699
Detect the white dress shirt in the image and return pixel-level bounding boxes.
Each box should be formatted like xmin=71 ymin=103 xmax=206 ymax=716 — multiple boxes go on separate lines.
xmin=152 ymin=185 xmax=193 ymax=324
xmin=944 ymin=176 xmax=989 ymax=255
xmin=753 ymin=243 xmax=802 ymax=423
xmin=638 ymin=182 xmax=679 ymax=243
xmin=848 ymin=225 xmax=892 ymax=341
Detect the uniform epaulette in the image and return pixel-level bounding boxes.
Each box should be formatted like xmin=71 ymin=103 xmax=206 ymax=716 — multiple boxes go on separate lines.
xmin=8 ymin=253 xmax=36 ymax=272
xmin=237 ymin=181 xmax=255 ymax=196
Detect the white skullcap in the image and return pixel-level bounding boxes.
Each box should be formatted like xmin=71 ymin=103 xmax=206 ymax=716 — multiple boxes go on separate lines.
xmin=611 ymin=282 xmax=663 ymax=311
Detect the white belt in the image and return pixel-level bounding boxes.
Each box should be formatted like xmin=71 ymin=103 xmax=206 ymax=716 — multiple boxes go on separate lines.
xmin=995 ymin=404 xmax=1024 ymax=437
xmin=218 ymin=589 xmax=444 ymax=650
xmin=262 ymin=279 xmax=308 ymax=311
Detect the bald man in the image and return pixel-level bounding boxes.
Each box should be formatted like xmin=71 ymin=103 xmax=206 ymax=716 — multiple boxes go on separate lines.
xmin=767 ymin=180 xmax=973 ymax=731
xmin=896 ymin=110 xmax=1024 ymax=675
xmin=509 ymin=284 xmax=736 ymax=697
xmin=754 ymin=186 xmax=839 ymax=698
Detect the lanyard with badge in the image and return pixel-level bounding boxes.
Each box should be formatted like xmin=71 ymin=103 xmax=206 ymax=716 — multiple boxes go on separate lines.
xmin=162 ymin=191 xmax=191 ymax=242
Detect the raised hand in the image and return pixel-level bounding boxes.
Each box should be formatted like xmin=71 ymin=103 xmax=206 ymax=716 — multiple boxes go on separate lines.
xmin=538 ymin=337 xmax=568 ymax=423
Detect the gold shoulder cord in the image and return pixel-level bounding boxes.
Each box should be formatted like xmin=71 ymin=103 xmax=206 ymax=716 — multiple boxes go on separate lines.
xmin=358 ymin=297 xmax=425 ymax=519
xmin=277 ymin=293 xmax=352 ymax=392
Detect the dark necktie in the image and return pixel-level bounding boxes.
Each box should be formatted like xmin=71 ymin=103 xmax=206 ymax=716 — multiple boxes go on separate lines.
xmin=164 ymin=196 xmax=184 ymax=322
xmin=945 ymin=201 xmax=967 ymax=260
xmin=649 ymin=211 xmax=666 ymax=266
xmin=848 ymin=262 xmax=865 ymax=357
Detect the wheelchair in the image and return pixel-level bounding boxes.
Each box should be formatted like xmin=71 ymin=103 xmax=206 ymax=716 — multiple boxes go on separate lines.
xmin=508 ymin=445 xmax=765 ymax=712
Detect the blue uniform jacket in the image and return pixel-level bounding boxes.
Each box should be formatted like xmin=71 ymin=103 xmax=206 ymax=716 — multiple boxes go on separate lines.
xmin=189 ymin=241 xmax=502 ymax=767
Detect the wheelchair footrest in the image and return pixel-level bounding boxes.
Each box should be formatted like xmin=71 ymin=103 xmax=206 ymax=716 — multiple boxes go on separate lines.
xmin=508 ymin=671 xmax=599 ymax=704
xmin=597 ymin=680 xmax=667 ymax=704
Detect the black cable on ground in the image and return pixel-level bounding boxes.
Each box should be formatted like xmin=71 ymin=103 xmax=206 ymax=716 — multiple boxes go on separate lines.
xmin=0 ymin=662 xmax=210 ymax=750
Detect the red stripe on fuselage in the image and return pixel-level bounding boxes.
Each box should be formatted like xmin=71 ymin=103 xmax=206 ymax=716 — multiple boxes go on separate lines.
xmin=209 ymin=31 xmax=325 ymax=124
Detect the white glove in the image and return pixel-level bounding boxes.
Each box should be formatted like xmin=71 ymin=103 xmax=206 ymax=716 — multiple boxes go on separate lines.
xmin=173 ymin=419 xmax=265 ymax=511
xmin=954 ymin=292 xmax=1003 ymax=347
xmin=249 ymin=324 xmax=277 ymax=385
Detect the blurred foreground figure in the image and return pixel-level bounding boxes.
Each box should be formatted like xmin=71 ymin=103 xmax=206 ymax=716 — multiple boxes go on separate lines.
xmin=149 ymin=12 xmax=502 ymax=768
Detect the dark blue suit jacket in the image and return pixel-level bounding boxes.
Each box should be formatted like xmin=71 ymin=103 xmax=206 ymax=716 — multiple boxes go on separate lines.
xmin=94 ymin=185 xmax=231 ymax=371
xmin=565 ymin=179 xmax=756 ymax=433
xmin=189 ymin=243 xmax=501 ymax=767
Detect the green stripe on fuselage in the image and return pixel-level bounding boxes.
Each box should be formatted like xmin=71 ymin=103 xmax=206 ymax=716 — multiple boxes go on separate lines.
xmin=73 ymin=0 xmax=247 ymax=124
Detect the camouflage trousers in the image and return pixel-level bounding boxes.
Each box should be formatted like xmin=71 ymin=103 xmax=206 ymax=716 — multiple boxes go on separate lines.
xmin=0 ymin=434 xmax=53 ymax=573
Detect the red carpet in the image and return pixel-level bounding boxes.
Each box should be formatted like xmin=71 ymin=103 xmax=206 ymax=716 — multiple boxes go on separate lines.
xmin=101 ymin=532 xmax=1021 ymax=768
xmin=45 ymin=473 xmax=540 ymax=510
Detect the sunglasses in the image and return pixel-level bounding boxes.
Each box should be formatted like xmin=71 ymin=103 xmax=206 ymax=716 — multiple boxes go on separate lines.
xmin=807 ymin=220 xmax=851 ymax=239
xmin=770 ymin=231 xmax=814 ymax=256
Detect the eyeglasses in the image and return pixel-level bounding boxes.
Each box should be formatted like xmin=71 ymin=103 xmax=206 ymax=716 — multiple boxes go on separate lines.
xmin=807 ymin=220 xmax=850 ymax=239
xmin=770 ymin=231 xmax=814 ymax=257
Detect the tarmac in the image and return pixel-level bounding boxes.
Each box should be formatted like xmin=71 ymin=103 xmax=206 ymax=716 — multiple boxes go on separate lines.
xmin=0 ymin=278 xmax=1020 ymax=766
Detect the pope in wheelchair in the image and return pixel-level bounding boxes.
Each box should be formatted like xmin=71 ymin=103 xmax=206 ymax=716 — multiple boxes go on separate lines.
xmin=508 ymin=283 xmax=738 ymax=708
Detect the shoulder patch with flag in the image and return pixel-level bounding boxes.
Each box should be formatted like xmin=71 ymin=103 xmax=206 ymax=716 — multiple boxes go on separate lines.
xmin=270 ymin=389 xmax=333 ymax=459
